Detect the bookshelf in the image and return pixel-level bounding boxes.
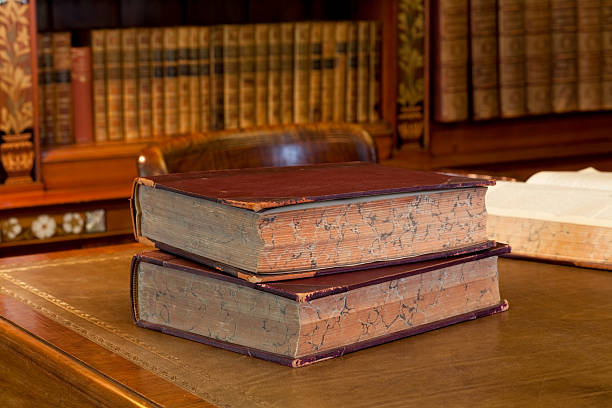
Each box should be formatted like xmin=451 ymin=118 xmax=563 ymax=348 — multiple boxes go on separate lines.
xmin=0 ymin=0 xmax=611 ymax=253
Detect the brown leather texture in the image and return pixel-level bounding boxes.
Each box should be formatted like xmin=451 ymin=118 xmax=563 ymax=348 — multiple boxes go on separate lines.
xmin=137 ymin=123 xmax=378 ymax=177
xmin=139 ymin=162 xmax=495 ymax=211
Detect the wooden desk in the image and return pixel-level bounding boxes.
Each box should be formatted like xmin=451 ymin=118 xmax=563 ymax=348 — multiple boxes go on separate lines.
xmin=1 ymin=245 xmax=611 ymax=407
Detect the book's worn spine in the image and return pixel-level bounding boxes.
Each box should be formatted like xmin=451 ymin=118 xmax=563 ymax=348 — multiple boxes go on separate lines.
xmin=368 ymin=21 xmax=381 ymax=123
xmin=433 ymin=0 xmax=469 ymax=122
xmin=121 ymin=28 xmax=139 ymax=141
xmin=308 ymin=22 xmax=323 ymax=123
xmin=356 ymin=21 xmax=370 ymax=123
xmin=551 ymin=0 xmax=578 ymax=113
xmin=577 ymin=0 xmax=602 ymax=111
xmin=188 ymin=27 xmax=200 ymax=132
xmin=105 ymin=29 xmax=123 ymax=141
xmin=91 ymin=31 xmax=107 ymax=143
xmin=150 ymin=28 xmax=165 ymax=138
xmin=604 ymin=0 xmax=612 ymax=109
xmin=470 ymin=0 xmax=499 ymax=120
xmin=280 ymin=23 xmax=294 ymax=124
xmin=238 ymin=24 xmax=256 ymax=128
xmin=333 ymin=22 xmax=348 ymax=122
xmin=210 ymin=26 xmax=224 ymax=130
xmin=136 ymin=28 xmax=152 ymax=139
xmin=223 ymin=25 xmax=240 ymax=129
xmin=177 ymin=27 xmax=191 ymax=133
xmin=162 ymin=27 xmax=179 ymax=135
xmin=498 ymin=0 xmax=526 ymax=118
xmin=267 ymin=24 xmax=282 ymax=125
xmin=70 ymin=47 xmax=94 ymax=144
xmin=294 ymin=22 xmax=310 ymax=124
xmin=524 ymin=0 xmax=552 ymax=115
xmin=321 ymin=22 xmax=335 ymax=122
xmin=255 ymin=24 xmax=269 ymax=126
xmin=345 ymin=22 xmax=358 ymax=122
xmin=52 ymin=32 xmax=74 ymax=145
xmin=39 ymin=32 xmax=55 ymax=146
xmin=198 ymin=27 xmax=211 ymax=131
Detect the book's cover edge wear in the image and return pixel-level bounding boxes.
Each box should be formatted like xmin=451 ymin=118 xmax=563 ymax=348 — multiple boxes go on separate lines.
xmin=135 ymin=242 xmax=509 ymax=300
xmin=133 ymin=300 xmax=509 ymax=368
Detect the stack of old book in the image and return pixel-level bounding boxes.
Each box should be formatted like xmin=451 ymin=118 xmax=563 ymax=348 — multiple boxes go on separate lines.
xmin=130 ymin=163 xmax=509 ymax=367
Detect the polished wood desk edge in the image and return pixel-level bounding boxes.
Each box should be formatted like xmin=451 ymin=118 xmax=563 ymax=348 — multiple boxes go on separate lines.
xmin=0 ymin=293 xmax=214 ymax=408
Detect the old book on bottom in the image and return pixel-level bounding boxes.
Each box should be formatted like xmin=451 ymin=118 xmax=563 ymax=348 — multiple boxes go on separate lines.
xmin=131 ymin=244 xmax=509 ymax=367
xmin=131 ymin=163 xmax=495 ymax=279
xmin=486 ymin=168 xmax=612 ymax=270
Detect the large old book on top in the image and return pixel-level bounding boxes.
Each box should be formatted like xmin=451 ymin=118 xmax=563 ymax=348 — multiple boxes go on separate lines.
xmin=486 ymin=168 xmax=612 ymax=270
xmin=131 ymin=163 xmax=495 ymax=281
xmin=131 ymin=244 xmax=509 ymax=367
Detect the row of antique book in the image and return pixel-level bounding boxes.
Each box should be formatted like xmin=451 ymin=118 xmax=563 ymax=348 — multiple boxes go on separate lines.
xmin=434 ymin=0 xmax=612 ymax=122
xmin=37 ymin=21 xmax=381 ymax=146
xmin=129 ymin=163 xmax=511 ymax=367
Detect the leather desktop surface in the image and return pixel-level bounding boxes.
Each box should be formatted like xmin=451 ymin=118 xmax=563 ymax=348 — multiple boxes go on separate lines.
xmin=1 ymin=244 xmax=611 ymax=407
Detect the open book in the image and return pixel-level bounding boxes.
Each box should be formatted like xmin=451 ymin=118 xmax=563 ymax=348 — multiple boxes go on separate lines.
xmin=486 ymin=168 xmax=612 ymax=270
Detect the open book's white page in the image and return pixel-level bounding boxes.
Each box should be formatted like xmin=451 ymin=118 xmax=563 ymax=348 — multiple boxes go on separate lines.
xmin=526 ymin=167 xmax=612 ymax=191
xmin=486 ymin=181 xmax=612 ymax=228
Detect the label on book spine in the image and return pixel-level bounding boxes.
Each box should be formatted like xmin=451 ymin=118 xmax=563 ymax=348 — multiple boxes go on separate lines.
xmin=177 ymin=27 xmax=191 ymax=133
xmin=150 ymin=28 xmax=165 ymax=138
xmin=121 ymin=28 xmax=139 ymax=141
xmin=551 ymin=0 xmax=578 ymax=113
xmin=498 ymin=0 xmax=526 ymax=118
xmin=254 ymin=24 xmax=269 ymax=126
xmin=525 ymin=0 xmax=552 ymax=115
xmin=267 ymin=24 xmax=282 ymax=125
xmin=52 ymin=32 xmax=74 ymax=145
xmin=321 ymin=22 xmax=335 ymax=122
xmin=238 ymin=25 xmax=256 ymax=128
xmin=280 ymin=23 xmax=294 ymax=124
xmin=577 ymin=0 xmax=602 ymax=111
xmin=136 ymin=28 xmax=152 ymax=139
xmin=223 ymin=25 xmax=239 ymax=129
xmin=470 ymin=0 xmax=500 ymax=120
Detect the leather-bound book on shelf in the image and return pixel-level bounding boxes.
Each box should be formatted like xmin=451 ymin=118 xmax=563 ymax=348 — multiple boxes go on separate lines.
xmin=308 ymin=22 xmax=323 ymax=123
xmin=333 ymin=21 xmax=348 ymax=122
xmin=345 ymin=21 xmax=358 ymax=122
xmin=603 ymin=0 xmax=612 ymax=109
xmin=470 ymin=0 xmax=499 ymax=120
xmin=551 ymin=0 xmax=578 ymax=113
xmin=70 ymin=47 xmax=94 ymax=144
xmin=198 ymin=26 xmax=211 ymax=131
xmin=188 ymin=27 xmax=200 ymax=132
xmin=39 ymin=32 xmax=55 ymax=146
xmin=577 ymin=0 xmax=602 ymax=111
xmin=52 ymin=32 xmax=74 ymax=145
xmin=293 ymin=22 xmax=310 ymax=124
xmin=121 ymin=28 xmax=139 ymax=141
xmin=280 ymin=23 xmax=294 ymax=124
xmin=432 ymin=0 xmax=469 ymax=122
xmin=210 ymin=25 xmax=224 ymax=130
xmin=177 ymin=27 xmax=192 ymax=133
xmin=238 ymin=24 xmax=256 ymax=128
xmin=356 ymin=21 xmax=370 ymax=123
xmin=150 ymin=28 xmax=165 ymax=138
xmin=131 ymin=244 xmax=510 ymax=367
xmin=498 ymin=0 xmax=526 ymax=118
xmin=162 ymin=27 xmax=179 ymax=135
xmin=267 ymin=24 xmax=282 ymax=125
xmin=524 ymin=0 xmax=552 ymax=115
xmin=254 ymin=24 xmax=269 ymax=126
xmin=223 ymin=25 xmax=240 ymax=130
xmin=136 ymin=28 xmax=153 ymax=139
xmin=90 ymin=30 xmax=107 ymax=142
xmin=368 ymin=21 xmax=381 ymax=123
xmin=105 ymin=29 xmax=123 ymax=141
xmin=131 ymin=163 xmax=496 ymax=280
xmin=320 ymin=22 xmax=335 ymax=122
